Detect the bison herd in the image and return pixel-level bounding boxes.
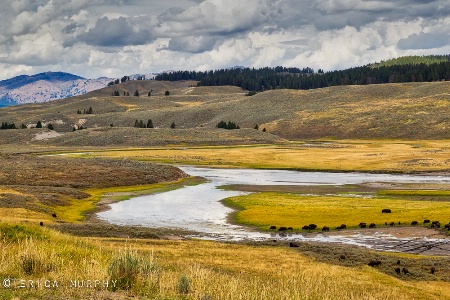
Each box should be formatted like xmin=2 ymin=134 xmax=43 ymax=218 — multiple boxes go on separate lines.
xmin=269 ymin=208 xmax=450 ymax=232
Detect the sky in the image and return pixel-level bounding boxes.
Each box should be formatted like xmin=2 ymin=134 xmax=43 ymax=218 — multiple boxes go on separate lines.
xmin=1 ymin=0 xmax=450 ymax=80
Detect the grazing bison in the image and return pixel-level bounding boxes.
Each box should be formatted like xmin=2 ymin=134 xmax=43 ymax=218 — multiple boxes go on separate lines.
xmin=289 ymin=242 xmax=300 ymax=248
xmin=368 ymin=260 xmax=381 ymax=267
xmin=287 ymin=227 xmax=293 ymax=230
xmin=402 ymin=268 xmax=409 ymax=274
xmin=322 ymin=226 xmax=330 ymax=232
xmin=52 ymin=213 xmax=57 ymax=218
xmin=395 ymin=267 xmax=401 ymax=274
xmin=270 ymin=226 xmax=277 ymax=230
xmin=389 ymin=222 xmax=395 ymax=226
xmin=39 ymin=221 xmax=43 ymax=226
xmin=308 ymin=224 xmax=317 ymax=229
xmin=339 ymin=255 xmax=346 ymax=260
xmin=411 ymin=221 xmax=418 ymax=226
xmin=336 ymin=224 xmax=347 ymax=230
xmin=382 ymin=208 xmax=391 ymax=213
xmin=431 ymin=267 xmax=436 ymax=274
xmin=369 ymin=223 xmax=376 ymax=228
xmin=431 ymin=221 xmax=441 ymax=228
xmin=302 ymin=225 xmax=311 ymax=230
xmin=279 ymin=226 xmax=288 ymax=231
xmin=444 ymin=224 xmax=450 ymax=229
xmin=359 ymin=222 xmax=367 ymax=228
xmin=424 ymin=219 xmax=430 ymax=224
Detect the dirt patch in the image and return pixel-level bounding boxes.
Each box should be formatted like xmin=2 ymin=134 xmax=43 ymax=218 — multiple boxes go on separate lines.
xmin=32 ymin=130 xmax=62 ymax=141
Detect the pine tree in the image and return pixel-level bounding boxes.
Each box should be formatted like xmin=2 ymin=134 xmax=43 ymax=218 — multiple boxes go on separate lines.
xmin=147 ymin=119 xmax=154 ymax=128
xmin=36 ymin=121 xmax=42 ymax=128
xmin=170 ymin=122 xmax=176 ymax=129
xmin=47 ymin=123 xmax=54 ymax=130
xmin=134 ymin=90 xmax=140 ymax=97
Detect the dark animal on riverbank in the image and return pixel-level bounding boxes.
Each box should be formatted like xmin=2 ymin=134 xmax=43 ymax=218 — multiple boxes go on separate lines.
xmin=395 ymin=267 xmax=401 ymax=274
xmin=52 ymin=213 xmax=57 ymax=218
xmin=322 ymin=226 xmax=330 ymax=232
xmin=411 ymin=221 xmax=418 ymax=226
xmin=444 ymin=224 xmax=450 ymax=229
xmin=389 ymin=222 xmax=395 ymax=226
xmin=339 ymin=255 xmax=346 ymax=260
xmin=39 ymin=221 xmax=43 ymax=226
xmin=336 ymin=224 xmax=347 ymax=230
xmin=288 ymin=227 xmax=293 ymax=230
xmin=270 ymin=226 xmax=277 ymax=230
xmin=424 ymin=219 xmax=430 ymax=224
xmin=431 ymin=267 xmax=436 ymax=274
xmin=382 ymin=209 xmax=391 ymax=213
xmin=359 ymin=222 xmax=366 ymax=228
xmin=308 ymin=224 xmax=317 ymax=229
xmin=402 ymin=268 xmax=409 ymax=274
xmin=431 ymin=221 xmax=440 ymax=228
xmin=302 ymin=225 xmax=311 ymax=230
xmin=368 ymin=260 xmax=381 ymax=267
xmin=289 ymin=242 xmax=300 ymax=248
xmin=279 ymin=226 xmax=288 ymax=231
xmin=369 ymin=223 xmax=376 ymax=228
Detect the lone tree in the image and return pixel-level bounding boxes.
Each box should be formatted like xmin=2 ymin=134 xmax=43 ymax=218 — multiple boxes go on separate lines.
xmin=170 ymin=122 xmax=176 ymax=129
xmin=36 ymin=121 xmax=43 ymax=128
xmin=165 ymin=90 xmax=170 ymax=96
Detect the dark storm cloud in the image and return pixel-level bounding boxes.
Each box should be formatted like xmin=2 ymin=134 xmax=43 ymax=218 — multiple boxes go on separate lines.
xmin=80 ymin=17 xmax=153 ymax=47
xmin=398 ymin=32 xmax=450 ymax=50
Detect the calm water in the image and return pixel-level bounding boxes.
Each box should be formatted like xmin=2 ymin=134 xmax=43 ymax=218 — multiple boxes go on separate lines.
xmin=97 ymin=167 xmax=450 ymax=250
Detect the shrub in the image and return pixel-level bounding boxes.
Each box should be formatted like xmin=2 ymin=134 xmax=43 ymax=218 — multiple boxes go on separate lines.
xmin=108 ymin=249 xmax=159 ymax=291
xmin=178 ymin=274 xmax=191 ymax=294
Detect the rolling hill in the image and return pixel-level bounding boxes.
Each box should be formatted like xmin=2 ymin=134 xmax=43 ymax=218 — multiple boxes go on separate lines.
xmin=1 ymin=79 xmax=450 ymax=146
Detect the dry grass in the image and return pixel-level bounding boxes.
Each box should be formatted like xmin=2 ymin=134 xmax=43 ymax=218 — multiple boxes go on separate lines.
xmin=73 ymin=140 xmax=450 ymax=172
xmin=0 ymin=223 xmax=447 ymax=299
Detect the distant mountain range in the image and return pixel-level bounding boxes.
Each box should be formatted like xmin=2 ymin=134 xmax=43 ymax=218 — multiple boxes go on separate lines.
xmin=0 ymin=72 xmax=113 ymax=106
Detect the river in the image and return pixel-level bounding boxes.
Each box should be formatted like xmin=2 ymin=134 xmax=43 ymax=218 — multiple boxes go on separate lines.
xmin=97 ymin=167 xmax=450 ymax=254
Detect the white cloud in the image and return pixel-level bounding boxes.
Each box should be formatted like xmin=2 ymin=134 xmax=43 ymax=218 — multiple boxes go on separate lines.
xmin=1 ymin=0 xmax=450 ymax=80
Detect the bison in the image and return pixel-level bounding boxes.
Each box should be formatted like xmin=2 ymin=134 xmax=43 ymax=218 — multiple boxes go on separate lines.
xmin=382 ymin=208 xmax=391 ymax=213
xmin=395 ymin=267 xmax=401 ymax=274
xmin=402 ymin=268 xmax=409 ymax=274
xmin=322 ymin=226 xmax=330 ymax=232
xmin=369 ymin=223 xmax=376 ymax=228
xmin=302 ymin=225 xmax=311 ymax=230
xmin=279 ymin=226 xmax=288 ymax=231
xmin=368 ymin=260 xmax=382 ymax=267
xmin=411 ymin=221 xmax=418 ymax=226
xmin=270 ymin=226 xmax=277 ymax=230
xmin=52 ymin=213 xmax=57 ymax=218
xmin=431 ymin=267 xmax=436 ymax=274
xmin=289 ymin=242 xmax=300 ymax=248
xmin=308 ymin=224 xmax=317 ymax=229
xmin=424 ymin=219 xmax=431 ymax=224
xmin=359 ymin=222 xmax=367 ymax=228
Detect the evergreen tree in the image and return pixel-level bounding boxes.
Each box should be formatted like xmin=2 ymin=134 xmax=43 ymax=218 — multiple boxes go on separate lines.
xmin=170 ymin=122 xmax=176 ymax=129
xmin=147 ymin=119 xmax=154 ymax=128
xmin=165 ymin=91 xmax=170 ymax=96
xmin=134 ymin=90 xmax=140 ymax=97
xmin=36 ymin=121 xmax=43 ymax=128
xmin=47 ymin=123 xmax=54 ymax=130
xmin=134 ymin=120 xmax=140 ymax=128
xmin=262 ymin=128 xmax=266 ymax=132
xmin=254 ymin=124 xmax=259 ymax=130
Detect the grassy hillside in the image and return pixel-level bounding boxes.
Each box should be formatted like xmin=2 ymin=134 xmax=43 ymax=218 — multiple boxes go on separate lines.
xmin=2 ymin=80 xmax=450 ymax=144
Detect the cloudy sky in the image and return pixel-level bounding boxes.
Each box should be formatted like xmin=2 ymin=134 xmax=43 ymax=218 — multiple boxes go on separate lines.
xmin=1 ymin=0 xmax=450 ymax=80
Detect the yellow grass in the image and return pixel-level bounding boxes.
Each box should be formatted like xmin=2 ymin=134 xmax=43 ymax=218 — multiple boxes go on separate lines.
xmin=0 ymin=223 xmax=446 ymax=299
xmin=65 ymin=140 xmax=450 ymax=172
xmin=225 ymin=192 xmax=450 ymax=230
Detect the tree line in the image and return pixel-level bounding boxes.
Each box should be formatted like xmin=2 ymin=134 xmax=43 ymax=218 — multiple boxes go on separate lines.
xmin=154 ymin=60 xmax=450 ymax=92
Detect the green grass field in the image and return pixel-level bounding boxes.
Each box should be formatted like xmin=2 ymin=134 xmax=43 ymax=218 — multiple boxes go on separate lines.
xmin=225 ymin=192 xmax=450 ymax=230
